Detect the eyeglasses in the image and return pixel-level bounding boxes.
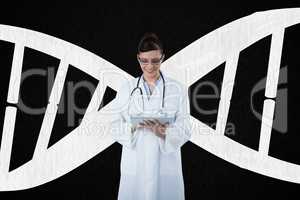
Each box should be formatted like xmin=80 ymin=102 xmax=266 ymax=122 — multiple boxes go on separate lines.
xmin=137 ymin=54 xmax=164 ymax=66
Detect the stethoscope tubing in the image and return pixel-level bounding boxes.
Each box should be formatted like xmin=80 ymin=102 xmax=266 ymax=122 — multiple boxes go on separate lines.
xmin=129 ymin=70 xmax=166 ymax=113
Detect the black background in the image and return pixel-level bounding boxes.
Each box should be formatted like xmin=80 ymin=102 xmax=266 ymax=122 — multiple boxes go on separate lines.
xmin=0 ymin=1 xmax=300 ymax=199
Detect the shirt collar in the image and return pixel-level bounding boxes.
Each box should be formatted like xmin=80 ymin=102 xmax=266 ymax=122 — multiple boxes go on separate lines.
xmin=141 ymin=72 xmax=162 ymax=86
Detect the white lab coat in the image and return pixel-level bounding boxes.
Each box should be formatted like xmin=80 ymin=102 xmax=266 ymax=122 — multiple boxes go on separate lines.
xmin=110 ymin=71 xmax=192 ymax=200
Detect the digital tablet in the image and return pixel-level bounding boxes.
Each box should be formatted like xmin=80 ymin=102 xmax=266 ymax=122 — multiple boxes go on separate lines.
xmin=130 ymin=114 xmax=176 ymax=127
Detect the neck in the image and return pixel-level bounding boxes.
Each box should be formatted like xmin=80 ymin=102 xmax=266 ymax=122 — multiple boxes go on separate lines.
xmin=143 ymin=72 xmax=160 ymax=84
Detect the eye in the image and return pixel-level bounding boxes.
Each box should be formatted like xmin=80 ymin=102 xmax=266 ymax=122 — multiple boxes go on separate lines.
xmin=139 ymin=59 xmax=149 ymax=63
xmin=151 ymin=59 xmax=161 ymax=64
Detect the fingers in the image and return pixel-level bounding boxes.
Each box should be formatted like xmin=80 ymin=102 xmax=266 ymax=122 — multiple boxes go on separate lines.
xmin=136 ymin=124 xmax=144 ymax=129
xmin=146 ymin=119 xmax=156 ymax=125
xmin=138 ymin=122 xmax=144 ymax=126
xmin=136 ymin=120 xmax=151 ymax=129
xmin=153 ymin=119 xmax=162 ymax=126
xmin=143 ymin=120 xmax=155 ymax=126
xmin=142 ymin=120 xmax=169 ymax=128
xmin=153 ymin=119 xmax=170 ymax=127
xmin=136 ymin=120 xmax=169 ymax=135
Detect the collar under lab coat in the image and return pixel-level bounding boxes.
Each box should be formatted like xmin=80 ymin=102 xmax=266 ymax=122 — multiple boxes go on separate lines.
xmin=141 ymin=73 xmax=162 ymax=99
xmin=128 ymin=72 xmax=165 ymax=116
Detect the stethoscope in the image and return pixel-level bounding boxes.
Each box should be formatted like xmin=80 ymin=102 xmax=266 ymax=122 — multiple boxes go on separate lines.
xmin=128 ymin=70 xmax=166 ymax=115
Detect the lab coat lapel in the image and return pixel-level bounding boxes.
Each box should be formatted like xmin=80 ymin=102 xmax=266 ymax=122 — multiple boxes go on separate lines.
xmin=138 ymin=78 xmax=149 ymax=110
xmin=145 ymin=77 xmax=163 ymax=113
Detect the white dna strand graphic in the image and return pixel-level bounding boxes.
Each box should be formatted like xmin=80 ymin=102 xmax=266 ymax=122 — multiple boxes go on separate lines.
xmin=0 ymin=8 xmax=299 ymax=191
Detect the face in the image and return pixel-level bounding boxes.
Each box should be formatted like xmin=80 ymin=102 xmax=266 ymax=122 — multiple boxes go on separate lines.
xmin=137 ymin=50 xmax=164 ymax=80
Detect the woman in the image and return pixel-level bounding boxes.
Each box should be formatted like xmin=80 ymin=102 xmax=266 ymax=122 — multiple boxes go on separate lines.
xmin=111 ymin=32 xmax=192 ymax=200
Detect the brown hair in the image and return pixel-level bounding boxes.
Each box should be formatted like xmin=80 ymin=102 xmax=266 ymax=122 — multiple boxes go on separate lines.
xmin=137 ymin=32 xmax=164 ymax=54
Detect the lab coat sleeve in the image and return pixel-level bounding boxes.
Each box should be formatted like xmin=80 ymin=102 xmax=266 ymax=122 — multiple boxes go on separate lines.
xmin=109 ymin=80 xmax=139 ymax=149
xmin=159 ymin=84 xmax=192 ymax=154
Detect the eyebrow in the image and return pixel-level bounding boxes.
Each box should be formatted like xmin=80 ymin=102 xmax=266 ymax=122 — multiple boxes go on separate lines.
xmin=139 ymin=57 xmax=161 ymax=60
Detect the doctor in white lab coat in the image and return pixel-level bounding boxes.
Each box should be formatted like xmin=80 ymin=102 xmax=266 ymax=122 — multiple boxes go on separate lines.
xmin=110 ymin=32 xmax=192 ymax=200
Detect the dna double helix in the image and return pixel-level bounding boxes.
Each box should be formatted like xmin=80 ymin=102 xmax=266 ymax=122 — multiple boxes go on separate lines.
xmin=0 ymin=8 xmax=299 ymax=191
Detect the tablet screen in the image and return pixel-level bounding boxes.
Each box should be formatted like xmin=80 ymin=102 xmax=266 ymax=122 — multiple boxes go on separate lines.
xmin=130 ymin=114 xmax=175 ymax=127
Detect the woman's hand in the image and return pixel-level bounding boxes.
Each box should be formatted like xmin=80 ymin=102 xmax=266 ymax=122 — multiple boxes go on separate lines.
xmin=140 ymin=119 xmax=169 ymax=139
xmin=131 ymin=123 xmax=144 ymax=133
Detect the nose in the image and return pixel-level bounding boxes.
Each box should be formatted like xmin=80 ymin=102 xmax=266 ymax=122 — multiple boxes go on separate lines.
xmin=145 ymin=64 xmax=155 ymax=70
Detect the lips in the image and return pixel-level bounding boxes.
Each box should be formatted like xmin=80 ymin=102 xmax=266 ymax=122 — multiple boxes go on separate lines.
xmin=145 ymin=69 xmax=156 ymax=74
